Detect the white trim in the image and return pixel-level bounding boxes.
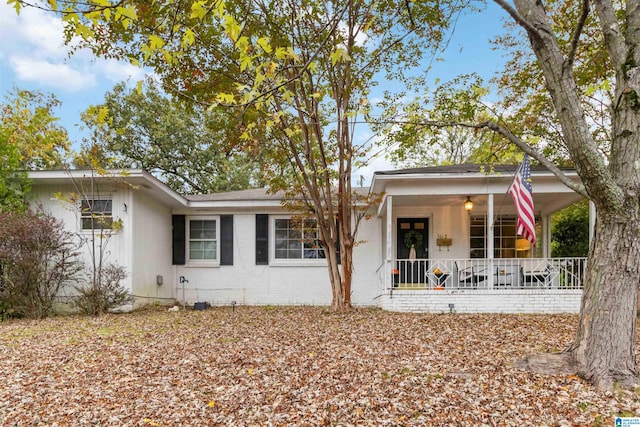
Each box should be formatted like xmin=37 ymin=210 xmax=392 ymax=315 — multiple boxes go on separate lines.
xmin=186 ymin=215 xmax=220 ymax=267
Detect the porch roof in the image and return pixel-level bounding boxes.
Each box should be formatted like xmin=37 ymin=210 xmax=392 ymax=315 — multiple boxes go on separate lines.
xmin=371 ymin=164 xmax=584 ymax=217
xmin=373 ymin=163 xmax=576 ymax=176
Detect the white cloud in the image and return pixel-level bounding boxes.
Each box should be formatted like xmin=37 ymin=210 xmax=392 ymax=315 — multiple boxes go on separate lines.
xmin=0 ymin=2 xmax=67 ymax=57
xmin=0 ymin=2 xmax=150 ymax=93
xmin=355 ymin=150 xmax=395 ymax=186
xmin=100 ymin=59 xmax=147 ymax=83
xmin=10 ymin=56 xmax=96 ymax=91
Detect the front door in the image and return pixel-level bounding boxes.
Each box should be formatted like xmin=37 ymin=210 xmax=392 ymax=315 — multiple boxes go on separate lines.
xmin=396 ymin=218 xmax=429 ymax=285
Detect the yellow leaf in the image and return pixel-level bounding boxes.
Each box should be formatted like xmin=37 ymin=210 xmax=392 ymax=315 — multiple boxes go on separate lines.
xmin=62 ymin=12 xmax=79 ymax=23
xmin=215 ymin=93 xmax=236 ymax=104
xmin=223 ymin=15 xmax=241 ymax=42
xmin=190 ymin=1 xmax=207 ymax=20
xmin=116 ymin=4 xmax=138 ymax=22
xmin=240 ymin=55 xmax=252 ymax=72
xmin=247 ymin=368 xmax=254 ymax=375
xmin=215 ymin=1 xmax=225 ymax=18
xmin=163 ymin=50 xmax=172 ymax=64
xmin=8 ymin=0 xmax=22 ymax=14
xmin=207 ymin=400 xmax=215 ymax=407
xmin=257 ymin=37 xmax=272 ymax=53
xmin=182 ymin=28 xmax=195 ymax=47
xmin=330 ymin=48 xmax=344 ymax=66
xmin=308 ymin=352 xmax=315 ymax=357
xmin=148 ymin=34 xmax=165 ymax=50
xmin=95 ymin=105 xmax=109 ymax=124
xmin=275 ymin=47 xmax=287 ymax=60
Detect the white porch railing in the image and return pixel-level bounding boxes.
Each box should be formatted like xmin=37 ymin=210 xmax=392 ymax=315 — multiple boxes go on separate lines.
xmin=377 ymin=258 xmax=587 ymax=291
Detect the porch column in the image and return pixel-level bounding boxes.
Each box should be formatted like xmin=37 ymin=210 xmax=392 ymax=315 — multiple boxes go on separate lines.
xmin=487 ymin=193 xmax=494 ymax=288
xmin=542 ymin=214 xmax=551 ymax=258
xmin=386 ymin=195 xmax=393 ymax=261
xmin=487 ymin=193 xmax=494 ymax=259
xmin=385 ymin=196 xmax=393 ymax=289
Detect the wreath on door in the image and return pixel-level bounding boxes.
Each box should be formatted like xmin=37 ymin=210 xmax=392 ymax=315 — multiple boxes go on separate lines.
xmin=403 ymin=230 xmax=423 ymax=249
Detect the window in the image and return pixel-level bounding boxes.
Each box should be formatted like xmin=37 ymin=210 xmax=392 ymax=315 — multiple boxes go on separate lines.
xmin=81 ymin=198 xmax=113 ymax=230
xmin=188 ymin=218 xmax=218 ymax=262
xmin=470 ymin=215 xmax=529 ymax=258
xmin=274 ymin=218 xmax=325 ymax=260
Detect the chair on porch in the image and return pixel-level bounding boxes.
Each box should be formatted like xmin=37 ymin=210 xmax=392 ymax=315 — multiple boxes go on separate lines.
xmin=520 ymin=259 xmax=557 ymax=287
xmin=455 ymin=261 xmax=488 ymax=288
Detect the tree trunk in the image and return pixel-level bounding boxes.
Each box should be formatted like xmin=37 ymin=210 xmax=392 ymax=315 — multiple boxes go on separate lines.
xmin=568 ymin=207 xmax=640 ymax=389
xmin=504 ymin=0 xmax=640 ymax=390
xmin=325 ymin=241 xmax=350 ymax=310
xmin=516 ymin=206 xmax=640 ymax=389
xmin=319 ymin=212 xmax=355 ymax=311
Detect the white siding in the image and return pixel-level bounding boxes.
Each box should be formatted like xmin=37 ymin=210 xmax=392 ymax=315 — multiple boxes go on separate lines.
xmin=30 ymin=183 xmax=132 ymax=298
xmin=391 ymin=204 xmax=469 ymax=260
xmin=130 ymin=189 xmax=175 ymax=306
xmin=174 ymin=213 xmax=382 ymax=306
xmin=175 ymin=214 xmax=331 ymax=306
xmin=351 ymin=215 xmax=383 ymax=305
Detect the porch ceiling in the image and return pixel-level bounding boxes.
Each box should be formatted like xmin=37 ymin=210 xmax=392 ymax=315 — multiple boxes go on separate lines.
xmin=388 ymin=193 xmax=584 ymax=216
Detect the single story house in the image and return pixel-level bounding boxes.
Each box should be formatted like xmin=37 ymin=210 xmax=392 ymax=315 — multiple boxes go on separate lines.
xmin=28 ymin=164 xmax=588 ymax=313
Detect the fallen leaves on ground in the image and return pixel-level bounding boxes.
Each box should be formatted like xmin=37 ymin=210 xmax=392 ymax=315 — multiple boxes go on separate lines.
xmin=1 ymin=306 xmax=639 ymax=426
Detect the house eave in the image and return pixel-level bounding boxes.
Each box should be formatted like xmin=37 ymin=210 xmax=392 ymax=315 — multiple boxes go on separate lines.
xmin=28 ymin=169 xmax=189 ymax=209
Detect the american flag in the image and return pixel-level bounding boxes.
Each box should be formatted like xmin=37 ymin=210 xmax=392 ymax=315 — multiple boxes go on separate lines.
xmin=509 ymin=155 xmax=536 ymax=246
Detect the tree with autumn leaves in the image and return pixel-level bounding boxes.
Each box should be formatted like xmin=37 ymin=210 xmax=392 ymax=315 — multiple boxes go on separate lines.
xmin=0 ymin=88 xmax=71 ymax=211
xmin=9 ymin=0 xmax=640 ymax=390
xmin=14 ymin=0 xmax=463 ymax=310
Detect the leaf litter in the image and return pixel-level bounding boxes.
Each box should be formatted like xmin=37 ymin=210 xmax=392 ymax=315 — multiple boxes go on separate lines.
xmin=1 ymin=306 xmax=639 ymax=426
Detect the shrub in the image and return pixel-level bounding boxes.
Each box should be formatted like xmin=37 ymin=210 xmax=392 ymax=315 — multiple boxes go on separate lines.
xmin=74 ymin=263 xmax=132 ymax=316
xmin=0 ymin=211 xmax=83 ymax=319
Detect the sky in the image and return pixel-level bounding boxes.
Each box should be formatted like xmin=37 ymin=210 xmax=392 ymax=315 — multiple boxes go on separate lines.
xmin=0 ymin=1 xmax=510 ymax=182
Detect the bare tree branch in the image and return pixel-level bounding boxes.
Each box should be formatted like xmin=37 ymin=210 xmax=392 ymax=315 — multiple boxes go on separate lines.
xmin=387 ymin=118 xmax=589 ymax=197
xmin=567 ymin=0 xmax=590 ymax=68
xmin=625 ymin=0 xmax=640 ymax=66
xmin=492 ymin=0 xmax=540 ymax=37
xmin=478 ymin=121 xmax=588 ymax=196
xmin=592 ymin=0 xmax=627 ymax=68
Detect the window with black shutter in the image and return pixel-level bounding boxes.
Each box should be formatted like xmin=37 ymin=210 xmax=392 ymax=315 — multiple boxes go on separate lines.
xmin=256 ymin=214 xmax=269 ymax=265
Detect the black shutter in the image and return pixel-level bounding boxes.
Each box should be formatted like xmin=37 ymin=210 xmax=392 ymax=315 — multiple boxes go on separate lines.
xmin=220 ymin=215 xmax=234 ymax=266
xmin=172 ymin=215 xmax=186 ymax=265
xmin=255 ymin=214 xmax=269 ymax=265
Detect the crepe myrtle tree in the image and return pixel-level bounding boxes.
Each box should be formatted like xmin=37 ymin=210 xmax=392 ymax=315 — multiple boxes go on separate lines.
xmin=8 ymin=0 xmax=467 ymax=309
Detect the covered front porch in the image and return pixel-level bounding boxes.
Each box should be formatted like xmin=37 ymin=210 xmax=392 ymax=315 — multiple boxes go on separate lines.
xmin=370 ymin=165 xmax=589 ymax=313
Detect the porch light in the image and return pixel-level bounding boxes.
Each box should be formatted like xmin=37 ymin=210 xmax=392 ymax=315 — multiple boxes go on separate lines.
xmin=464 ymin=196 xmax=473 ymax=213
xmin=516 ymin=238 xmax=531 ymax=252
